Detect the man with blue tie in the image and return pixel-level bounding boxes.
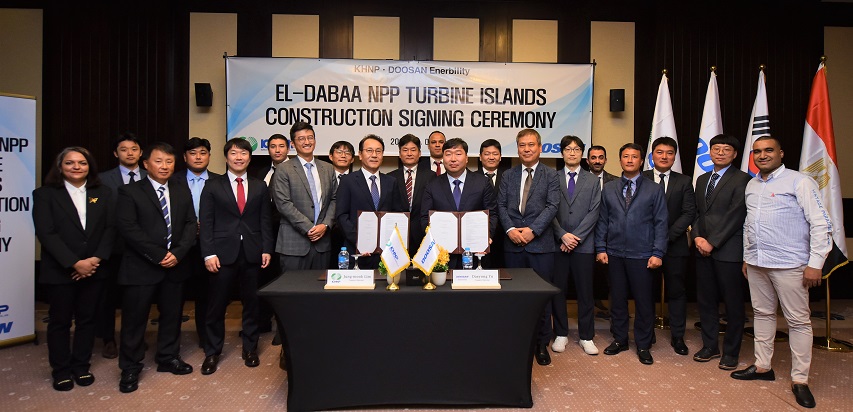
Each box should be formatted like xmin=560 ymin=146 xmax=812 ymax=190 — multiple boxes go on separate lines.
xmin=595 ymin=143 xmax=668 ymax=365
xmin=335 ymin=135 xmax=405 ymax=269
xmin=551 ymin=135 xmax=601 ymax=356
xmin=498 ymin=129 xmax=561 ymax=366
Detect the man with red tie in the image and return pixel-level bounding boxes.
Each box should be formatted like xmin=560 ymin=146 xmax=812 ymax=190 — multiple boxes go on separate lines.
xmin=427 ymin=131 xmax=446 ymax=175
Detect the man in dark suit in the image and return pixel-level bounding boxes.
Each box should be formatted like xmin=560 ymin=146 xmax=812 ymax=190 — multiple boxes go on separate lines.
xmin=595 ymin=143 xmax=668 ymax=365
xmin=498 ymin=128 xmax=561 ymax=366
xmin=336 ymin=135 xmax=405 ymax=269
xmin=421 ymin=138 xmax=497 ymax=269
xmin=642 ymin=137 xmax=696 ymax=356
xmin=427 ymin=131 xmax=446 ymax=175
xmin=477 ymin=139 xmax=505 ymax=269
xmin=95 ymin=133 xmax=146 ymax=359
xmin=271 ymin=121 xmax=336 ymax=270
xmin=169 ymin=137 xmax=220 ymax=350
xmin=587 ymin=145 xmax=617 ymax=318
xmin=389 ymin=134 xmax=435 ymax=249
xmin=551 ymin=135 xmax=601 ymax=356
xmin=116 ymin=142 xmax=198 ymax=393
xmin=691 ymin=133 xmax=752 ymax=370
xmin=199 ymin=138 xmax=274 ymax=375
xmin=328 ymin=140 xmax=355 ymax=268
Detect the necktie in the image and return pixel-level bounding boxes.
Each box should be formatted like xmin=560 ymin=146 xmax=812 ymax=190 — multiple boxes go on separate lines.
xmin=485 ymin=172 xmax=496 ymax=187
xmin=127 ymin=171 xmax=136 ymax=184
xmin=706 ymin=172 xmax=720 ymax=205
xmin=157 ymin=185 xmax=172 ymax=249
xmin=625 ymin=180 xmax=633 ymax=208
xmin=190 ymin=176 xmax=203 ymax=218
xmin=405 ymin=169 xmax=413 ymax=207
xmin=520 ymin=168 xmax=533 ymax=215
xmin=434 ymin=160 xmax=442 ymax=176
xmin=452 ymin=179 xmax=462 ymax=210
xmin=567 ymin=171 xmax=577 ymax=199
xmin=236 ymin=177 xmax=246 ymax=214
xmin=659 ymin=173 xmax=666 ymax=192
xmin=304 ymin=163 xmax=320 ymax=223
xmin=369 ymin=175 xmax=380 ymax=210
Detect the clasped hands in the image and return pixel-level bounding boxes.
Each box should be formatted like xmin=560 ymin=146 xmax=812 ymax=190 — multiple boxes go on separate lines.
xmin=507 ymin=227 xmax=535 ymax=247
xmin=71 ymin=257 xmax=101 ymax=281
xmin=595 ymin=252 xmax=662 ymax=269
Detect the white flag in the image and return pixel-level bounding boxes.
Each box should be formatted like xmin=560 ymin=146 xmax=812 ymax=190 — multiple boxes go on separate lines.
xmin=412 ymin=226 xmax=440 ymax=275
xmin=645 ymin=72 xmax=682 ymax=172
xmin=379 ymin=225 xmax=410 ymax=277
xmin=799 ymin=62 xmax=848 ymax=276
xmin=692 ymin=71 xmax=723 ymax=187
xmin=742 ymin=69 xmax=770 ymax=176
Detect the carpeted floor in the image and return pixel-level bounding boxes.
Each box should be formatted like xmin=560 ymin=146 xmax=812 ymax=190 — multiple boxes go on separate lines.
xmin=3 ymin=300 xmax=853 ymax=411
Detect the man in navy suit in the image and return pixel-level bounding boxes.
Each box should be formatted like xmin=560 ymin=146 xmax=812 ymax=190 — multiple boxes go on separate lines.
xmin=477 ymin=139 xmax=505 ymax=269
xmin=595 ymin=143 xmax=668 ymax=365
xmin=551 ymin=135 xmax=601 ymax=356
xmin=199 ymin=138 xmax=273 ymax=375
xmin=389 ymin=134 xmax=435 ymax=249
xmin=421 ymin=138 xmax=497 ymax=269
xmin=498 ymin=128 xmax=561 ymax=366
xmin=642 ymin=137 xmax=696 ymax=356
xmin=335 ymin=135 xmax=405 ymax=269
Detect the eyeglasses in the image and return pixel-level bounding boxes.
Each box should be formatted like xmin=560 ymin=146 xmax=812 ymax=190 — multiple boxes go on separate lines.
xmin=334 ymin=149 xmax=353 ymax=157
xmin=563 ymin=147 xmax=582 ymax=153
xmin=295 ymin=136 xmax=315 ymax=143
xmin=362 ymin=148 xmax=383 ymax=156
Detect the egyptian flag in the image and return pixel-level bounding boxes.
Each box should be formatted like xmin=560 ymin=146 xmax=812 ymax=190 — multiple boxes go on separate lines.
xmin=799 ymin=61 xmax=849 ymax=277
xmin=741 ymin=68 xmax=770 ymax=176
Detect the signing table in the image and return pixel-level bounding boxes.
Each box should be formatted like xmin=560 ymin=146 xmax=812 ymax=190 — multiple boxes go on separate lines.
xmin=258 ymin=268 xmax=558 ymax=411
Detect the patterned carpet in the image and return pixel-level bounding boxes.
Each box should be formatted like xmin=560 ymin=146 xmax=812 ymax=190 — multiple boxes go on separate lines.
xmin=3 ymin=301 xmax=853 ymax=411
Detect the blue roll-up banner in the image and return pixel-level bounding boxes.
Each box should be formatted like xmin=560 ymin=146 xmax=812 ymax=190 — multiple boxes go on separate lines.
xmin=0 ymin=94 xmax=36 ymax=347
xmin=226 ymin=57 xmax=593 ymax=158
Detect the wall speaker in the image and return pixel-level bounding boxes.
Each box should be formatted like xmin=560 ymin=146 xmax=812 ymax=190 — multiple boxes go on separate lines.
xmin=195 ymin=83 xmax=213 ymax=107
xmin=610 ymin=89 xmax=625 ymax=112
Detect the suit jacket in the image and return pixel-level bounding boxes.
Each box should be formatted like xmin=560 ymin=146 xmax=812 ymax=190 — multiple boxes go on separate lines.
xmin=497 ymin=164 xmax=561 ymax=253
xmin=199 ymin=174 xmax=274 ymax=265
xmin=551 ymin=168 xmax=601 ymax=254
xmin=476 ymin=167 xmax=504 ymax=193
xmin=116 ymin=178 xmax=198 ymax=285
xmin=420 ymin=170 xmax=498 ymax=241
xmin=272 ymin=157 xmax=337 ymax=255
xmin=99 ymin=166 xmax=147 ymax=254
xmin=33 ymin=184 xmax=115 ymax=284
xmin=335 ymin=170 xmax=405 ymax=251
xmin=389 ymin=165 xmax=436 ymax=248
xmin=642 ymin=170 xmax=696 ymax=257
xmin=691 ymin=168 xmax=751 ymax=262
xmin=595 ymin=175 xmax=668 ymax=259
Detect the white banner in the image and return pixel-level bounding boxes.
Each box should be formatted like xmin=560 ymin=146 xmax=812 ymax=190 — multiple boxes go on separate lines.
xmin=0 ymin=94 xmax=36 ymax=346
xmin=226 ymin=57 xmax=593 ymax=158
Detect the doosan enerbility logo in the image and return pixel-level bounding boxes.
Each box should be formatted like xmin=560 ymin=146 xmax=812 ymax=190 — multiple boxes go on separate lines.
xmin=238 ymin=136 xmax=259 ymax=152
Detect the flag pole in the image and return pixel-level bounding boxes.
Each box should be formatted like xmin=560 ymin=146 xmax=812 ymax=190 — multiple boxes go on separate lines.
xmin=813 ymin=277 xmax=853 ymax=352
xmin=653 ymin=67 xmax=670 ymax=330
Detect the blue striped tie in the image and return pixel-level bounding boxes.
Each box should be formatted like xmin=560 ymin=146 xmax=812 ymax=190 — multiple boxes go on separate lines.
xmin=370 ymin=175 xmax=380 ymax=210
xmin=157 ymin=186 xmax=172 ymax=249
xmin=304 ymin=163 xmax=321 ymax=224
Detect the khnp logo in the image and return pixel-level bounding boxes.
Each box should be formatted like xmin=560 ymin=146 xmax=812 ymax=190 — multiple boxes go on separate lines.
xmin=238 ymin=136 xmax=259 ymax=152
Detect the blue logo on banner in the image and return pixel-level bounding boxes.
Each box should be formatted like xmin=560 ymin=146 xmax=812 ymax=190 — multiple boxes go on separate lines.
xmin=695 ymin=139 xmax=713 ymax=175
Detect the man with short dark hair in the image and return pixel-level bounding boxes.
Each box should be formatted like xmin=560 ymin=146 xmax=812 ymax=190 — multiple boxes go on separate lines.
xmin=262 ymin=134 xmax=290 ymax=185
xmin=642 ymin=136 xmax=696 ymax=356
xmin=389 ymin=134 xmax=435 ymax=249
xmin=478 ymin=139 xmax=504 ymax=268
xmin=329 ymin=140 xmax=355 ymax=182
xmin=587 ymin=145 xmax=617 ymax=190
xmin=256 ymin=133 xmax=289 ymax=336
xmin=427 ymin=131 xmax=446 ymax=175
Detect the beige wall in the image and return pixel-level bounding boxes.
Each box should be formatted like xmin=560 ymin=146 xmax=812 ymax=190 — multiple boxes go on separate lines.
xmin=824 ymin=27 xmax=853 ymax=249
xmin=354 ymin=16 xmax=399 ymax=60
xmin=0 ymin=9 xmax=43 ymax=182
xmin=272 ymin=14 xmax=319 ymax=58
xmin=189 ymin=13 xmax=237 ymax=174
xmin=590 ymin=21 xmax=635 ymax=177
xmin=434 ymin=18 xmax=479 ymax=62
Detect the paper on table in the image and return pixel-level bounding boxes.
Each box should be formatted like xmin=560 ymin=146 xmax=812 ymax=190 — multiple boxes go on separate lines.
xmin=429 ymin=211 xmax=458 ymax=252
xmin=379 ymin=212 xmax=410 ymax=250
xmin=356 ymin=212 xmax=379 ymax=254
xmin=461 ymin=211 xmax=489 ymax=253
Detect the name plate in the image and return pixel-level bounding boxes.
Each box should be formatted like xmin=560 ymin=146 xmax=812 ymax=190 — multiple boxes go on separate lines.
xmin=324 ymin=270 xmax=376 ymax=290
xmin=451 ymin=270 xmax=501 ymax=289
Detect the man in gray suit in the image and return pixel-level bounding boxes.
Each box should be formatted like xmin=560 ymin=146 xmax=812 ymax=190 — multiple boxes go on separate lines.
xmin=498 ymin=128 xmax=561 ymax=366
xmin=551 ymin=135 xmax=601 ymax=356
xmin=271 ymin=121 xmax=336 ymax=270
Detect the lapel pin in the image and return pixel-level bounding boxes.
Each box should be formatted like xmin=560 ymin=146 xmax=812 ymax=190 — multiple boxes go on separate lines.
xmin=89 ymin=197 xmax=98 ymax=203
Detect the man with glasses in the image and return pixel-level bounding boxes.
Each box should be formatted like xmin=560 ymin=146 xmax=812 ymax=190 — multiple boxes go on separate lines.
xmin=328 ymin=141 xmax=354 ymax=268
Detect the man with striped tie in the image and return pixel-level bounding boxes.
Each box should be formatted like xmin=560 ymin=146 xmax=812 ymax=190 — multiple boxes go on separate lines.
xmin=116 ymin=142 xmax=198 ymax=392
xmin=389 ymin=134 xmax=435 ymax=249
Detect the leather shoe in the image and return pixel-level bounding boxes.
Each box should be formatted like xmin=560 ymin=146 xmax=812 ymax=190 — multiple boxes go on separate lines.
xmin=603 ymin=341 xmax=629 ymax=355
xmin=279 ymin=348 xmax=286 ymax=370
xmin=53 ymin=377 xmax=74 ymax=391
xmin=730 ymin=365 xmax=776 ymax=381
xmin=73 ymin=372 xmax=95 ymax=386
xmin=637 ymin=349 xmax=654 ymax=365
xmin=718 ymin=355 xmax=738 ymax=370
xmin=243 ymin=350 xmax=260 ymax=367
xmin=792 ymin=383 xmax=816 ymax=408
xmin=692 ymin=347 xmax=721 ymax=362
xmin=102 ymin=340 xmax=118 ymax=359
xmin=119 ymin=371 xmax=138 ymax=393
xmin=670 ymin=337 xmax=688 ymax=355
xmin=157 ymin=357 xmax=193 ymax=375
xmin=534 ymin=344 xmax=551 ymax=366
xmin=201 ymin=355 xmax=219 ymax=375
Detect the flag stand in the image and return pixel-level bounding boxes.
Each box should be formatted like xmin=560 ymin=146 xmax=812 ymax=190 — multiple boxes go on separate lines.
xmin=813 ymin=277 xmax=853 ymax=352
xmin=654 ymin=277 xmax=669 ymax=329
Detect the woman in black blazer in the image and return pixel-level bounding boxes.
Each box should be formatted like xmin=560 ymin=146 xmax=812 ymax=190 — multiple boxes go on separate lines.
xmin=32 ymin=147 xmax=114 ymax=391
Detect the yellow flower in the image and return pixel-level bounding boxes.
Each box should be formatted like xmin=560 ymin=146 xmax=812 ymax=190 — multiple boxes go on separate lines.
xmin=435 ymin=246 xmax=450 ymax=272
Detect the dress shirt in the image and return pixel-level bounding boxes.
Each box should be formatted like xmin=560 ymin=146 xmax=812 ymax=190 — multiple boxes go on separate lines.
xmin=707 ymin=164 xmax=732 ymax=194
xmin=564 ymin=165 xmax=581 ymax=190
xmin=264 ymin=158 xmax=287 ymax=185
xmin=187 ymin=169 xmax=210 ymax=218
xmin=431 ymin=158 xmax=443 ymax=174
xmin=744 ymin=165 xmax=832 ymax=269
xmin=360 ymin=168 xmax=381 ymax=193
xmin=621 ymin=173 xmax=640 ymax=197
xmin=226 ymin=170 xmax=248 ymax=205
xmin=64 ymin=180 xmax=87 ymax=228
xmin=518 ymin=162 xmax=541 ymax=214
xmin=653 ymin=168 xmax=670 ymax=192
xmin=119 ymin=165 xmax=142 ymax=185
xmin=297 ymin=156 xmax=323 ymax=205
xmin=483 ymin=168 xmax=498 ymax=186
xmin=147 ymin=176 xmax=171 ymax=223
xmin=446 ymin=169 xmax=467 ymax=193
